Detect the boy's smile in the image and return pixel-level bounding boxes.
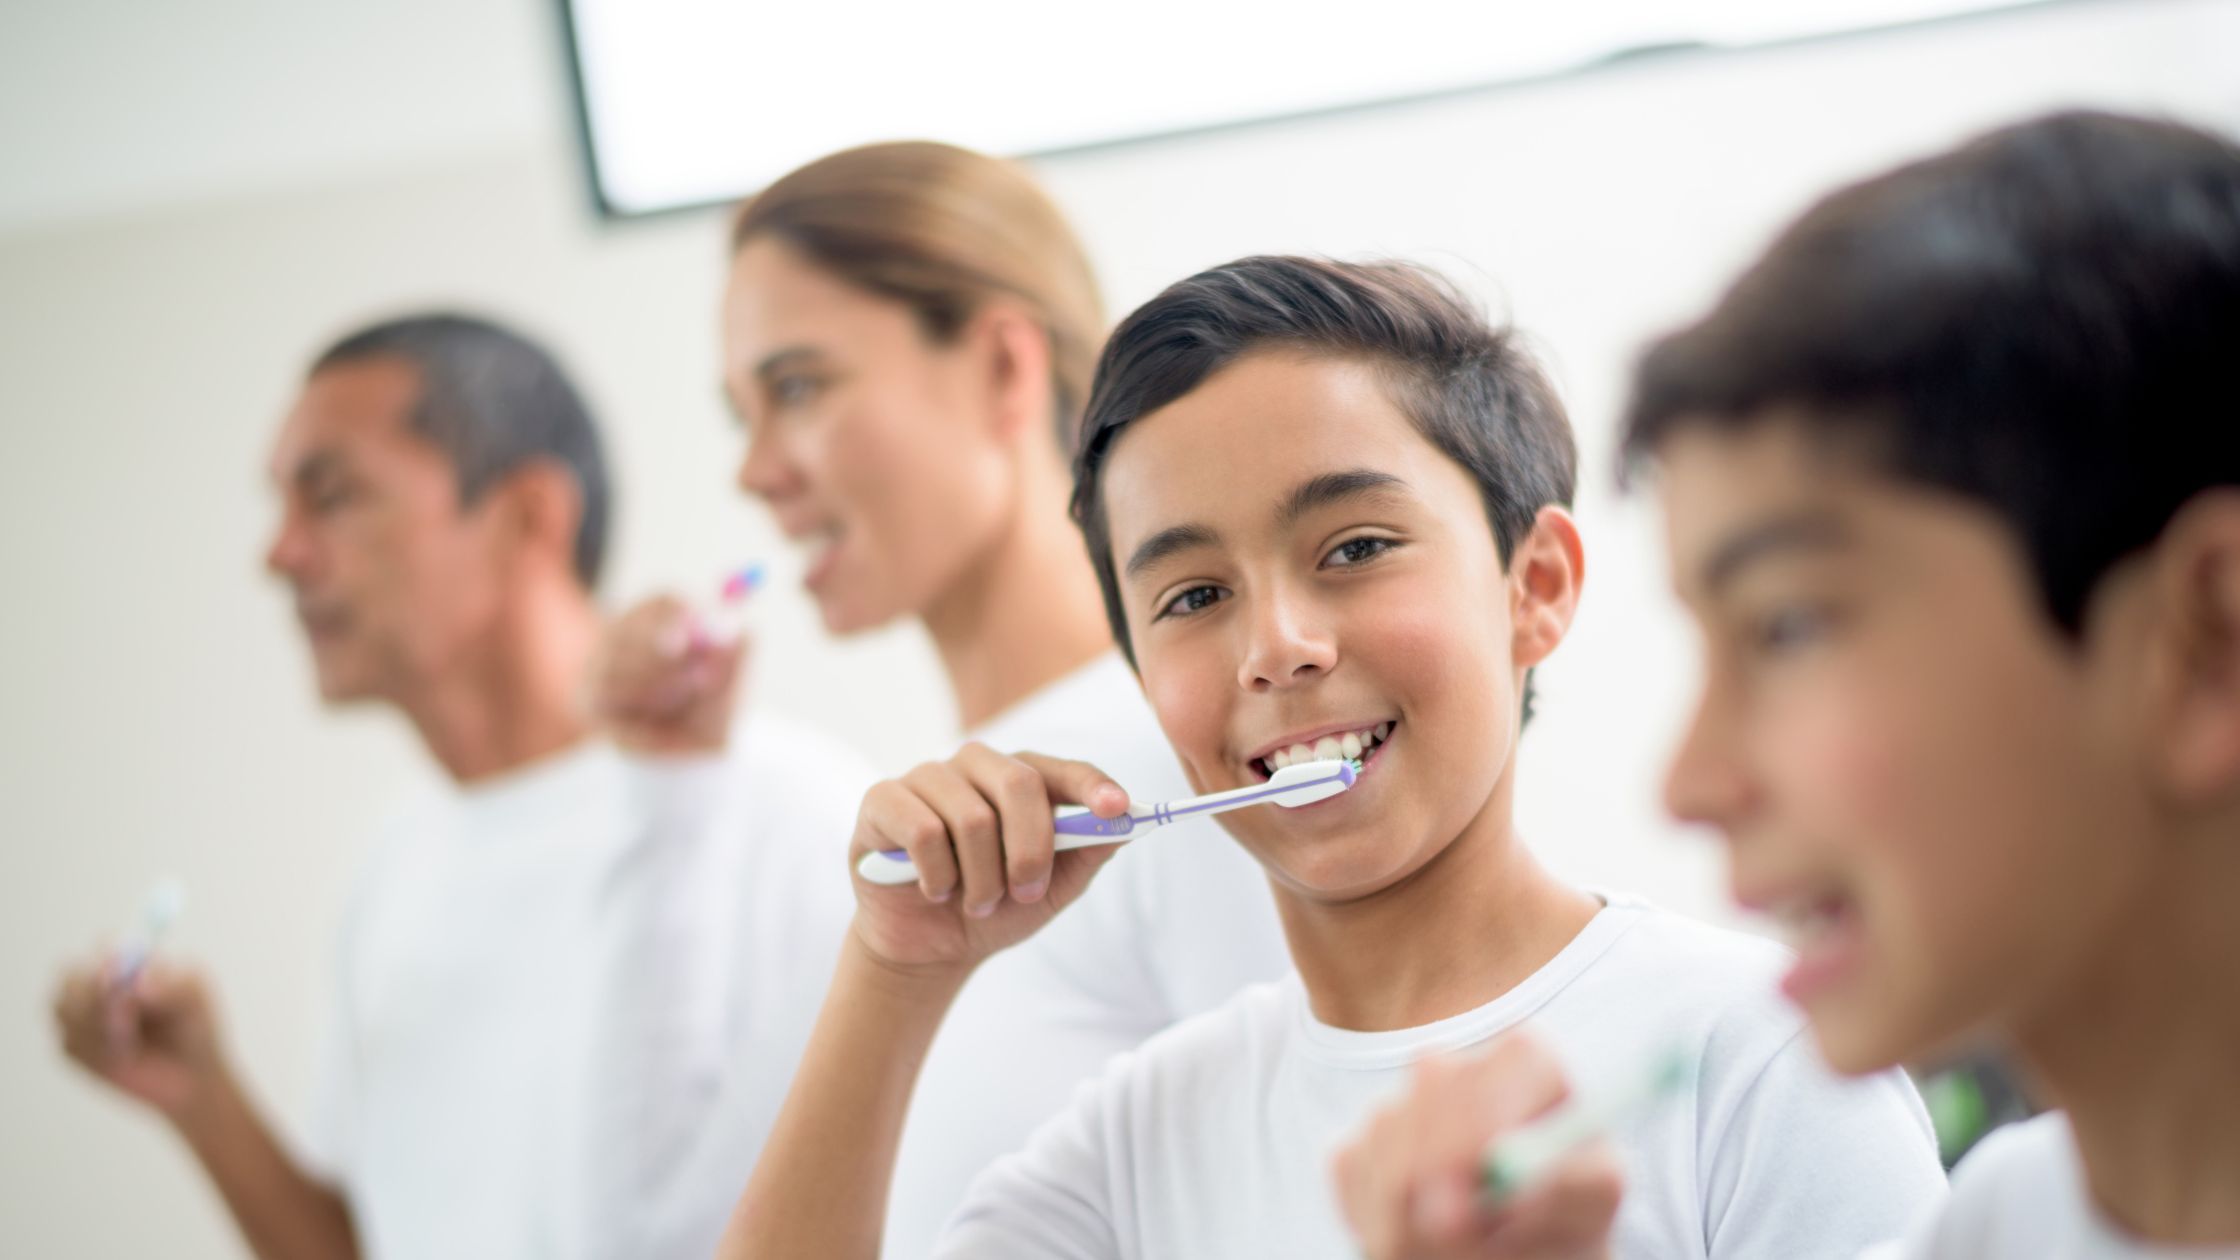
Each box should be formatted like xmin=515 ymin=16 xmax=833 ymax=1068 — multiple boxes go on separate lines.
xmin=1096 ymin=349 xmax=1574 ymax=904
xmin=1656 ymin=416 xmax=2160 ymax=1075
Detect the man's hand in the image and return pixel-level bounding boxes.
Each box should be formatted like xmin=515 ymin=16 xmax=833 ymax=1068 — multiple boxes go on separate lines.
xmin=54 ymin=954 xmax=229 ymax=1125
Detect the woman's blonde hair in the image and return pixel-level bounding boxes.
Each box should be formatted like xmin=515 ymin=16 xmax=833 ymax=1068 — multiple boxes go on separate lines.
xmin=732 ymin=141 xmax=1105 ymax=452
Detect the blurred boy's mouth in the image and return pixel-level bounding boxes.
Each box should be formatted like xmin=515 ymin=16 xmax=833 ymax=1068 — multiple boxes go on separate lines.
xmin=1741 ymin=878 xmax=1868 ymax=1006
xmin=1244 ymin=718 xmax=1398 ymax=781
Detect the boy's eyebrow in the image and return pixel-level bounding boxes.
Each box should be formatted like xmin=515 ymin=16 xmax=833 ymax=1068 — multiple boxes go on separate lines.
xmin=1125 ymin=523 xmax=1221 ymax=579
xmin=1277 ymin=469 xmax=1410 ymax=529
xmin=753 ymin=346 xmax=824 ymax=382
xmin=1699 ymin=512 xmax=1852 ymax=595
xmin=1124 ymin=469 xmax=1410 ymax=581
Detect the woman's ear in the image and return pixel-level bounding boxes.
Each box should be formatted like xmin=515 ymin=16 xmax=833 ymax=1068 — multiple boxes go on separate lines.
xmin=1508 ymin=505 xmax=1586 ymax=671
xmin=969 ymin=302 xmax=1055 ymax=446
xmin=2141 ymin=490 xmax=2240 ymax=804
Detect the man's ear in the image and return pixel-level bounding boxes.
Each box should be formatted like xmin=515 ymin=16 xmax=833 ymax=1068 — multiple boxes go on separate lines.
xmin=967 ymin=302 xmax=1056 ymax=446
xmin=1509 ymin=505 xmax=1586 ymax=671
xmin=2140 ymin=490 xmax=2240 ymax=804
xmin=489 ymin=460 xmax=585 ymax=581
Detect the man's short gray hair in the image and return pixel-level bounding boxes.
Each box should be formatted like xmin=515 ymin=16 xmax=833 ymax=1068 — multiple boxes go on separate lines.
xmin=311 ymin=313 xmax=612 ymax=587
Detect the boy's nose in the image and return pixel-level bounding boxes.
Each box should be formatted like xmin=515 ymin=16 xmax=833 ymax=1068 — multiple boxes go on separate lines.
xmin=1237 ymin=590 xmax=1339 ymax=692
xmin=1663 ymin=687 xmax=1758 ymax=829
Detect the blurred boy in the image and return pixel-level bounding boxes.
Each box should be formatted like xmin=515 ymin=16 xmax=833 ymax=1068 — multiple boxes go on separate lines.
xmin=1342 ymin=112 xmax=2240 ymax=1257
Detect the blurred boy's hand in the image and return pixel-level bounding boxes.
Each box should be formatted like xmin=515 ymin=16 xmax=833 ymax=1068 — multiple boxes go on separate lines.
xmin=846 ymin=742 xmax=1128 ymax=978
xmin=592 ymin=594 xmax=747 ymax=755
xmin=53 ymin=955 xmax=229 ymax=1125
xmin=1334 ymin=1032 xmax=1622 ymax=1260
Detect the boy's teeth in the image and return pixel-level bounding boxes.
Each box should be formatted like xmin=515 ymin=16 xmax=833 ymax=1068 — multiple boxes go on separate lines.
xmin=1266 ymin=723 xmax=1394 ymax=772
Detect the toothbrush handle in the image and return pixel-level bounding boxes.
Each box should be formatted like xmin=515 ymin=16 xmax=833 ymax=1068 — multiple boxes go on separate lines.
xmin=855 ymin=808 xmax=1149 ymax=885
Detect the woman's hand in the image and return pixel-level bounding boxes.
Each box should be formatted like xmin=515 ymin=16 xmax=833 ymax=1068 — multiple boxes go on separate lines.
xmin=590 ymin=595 xmax=747 ymax=756
xmin=845 ymin=742 xmax=1129 ymax=978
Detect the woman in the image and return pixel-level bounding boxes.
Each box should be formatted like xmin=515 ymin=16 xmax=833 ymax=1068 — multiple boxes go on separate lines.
xmin=595 ymin=141 xmax=1291 ymax=1256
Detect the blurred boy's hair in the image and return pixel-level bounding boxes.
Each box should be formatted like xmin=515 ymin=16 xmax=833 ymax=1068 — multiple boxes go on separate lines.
xmin=1624 ymin=110 xmax=2240 ymax=636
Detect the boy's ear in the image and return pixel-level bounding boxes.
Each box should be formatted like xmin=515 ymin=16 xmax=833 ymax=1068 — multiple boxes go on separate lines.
xmin=488 ymin=459 xmax=585 ymax=580
xmin=2142 ymin=490 xmax=2240 ymax=804
xmin=1509 ymin=505 xmax=1585 ymax=671
xmin=968 ymin=302 xmax=1055 ymax=447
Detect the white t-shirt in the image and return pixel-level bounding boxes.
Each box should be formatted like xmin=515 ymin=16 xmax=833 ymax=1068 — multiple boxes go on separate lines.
xmin=940 ymin=891 xmax=1949 ymax=1259
xmin=1866 ymin=1113 xmax=2240 ymax=1259
xmin=305 ymin=713 xmax=870 ymax=1260
xmin=883 ymin=651 xmax=1295 ymax=1257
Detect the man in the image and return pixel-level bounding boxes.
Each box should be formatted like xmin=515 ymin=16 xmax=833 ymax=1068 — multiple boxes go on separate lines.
xmin=53 ymin=314 xmax=866 ymax=1259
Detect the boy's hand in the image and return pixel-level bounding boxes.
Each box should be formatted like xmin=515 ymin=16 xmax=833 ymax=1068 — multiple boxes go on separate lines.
xmin=591 ymin=595 xmax=747 ymax=755
xmin=1333 ymin=1032 xmax=1622 ymax=1260
xmin=846 ymin=742 xmax=1129 ymax=977
xmin=52 ymin=954 xmax=229 ymax=1125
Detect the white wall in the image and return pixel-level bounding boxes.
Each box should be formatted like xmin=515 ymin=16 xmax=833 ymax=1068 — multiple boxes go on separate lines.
xmin=3 ymin=1 xmax=2237 ymax=1254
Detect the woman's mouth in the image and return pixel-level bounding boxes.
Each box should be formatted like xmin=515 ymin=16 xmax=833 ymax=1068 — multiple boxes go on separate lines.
xmin=799 ymin=525 xmax=845 ymax=592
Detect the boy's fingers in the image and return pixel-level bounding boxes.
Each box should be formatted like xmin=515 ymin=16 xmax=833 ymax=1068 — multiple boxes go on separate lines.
xmin=1484 ymin=1141 xmax=1623 ymax=1257
xmin=1043 ymin=836 xmax=1120 ymax=910
xmin=958 ymin=745 xmax=1055 ymax=903
xmin=903 ymin=762 xmax=1005 ymax=918
xmin=859 ymin=782 xmax=957 ymax=903
xmin=1335 ymin=1094 xmax=1417 ymax=1258
xmin=1012 ymin=751 xmax=1128 ymax=815
xmin=1468 ymin=1032 xmax=1572 ymax=1131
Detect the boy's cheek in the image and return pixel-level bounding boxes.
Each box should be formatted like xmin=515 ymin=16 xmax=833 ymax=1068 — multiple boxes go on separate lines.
xmin=1143 ymin=659 xmax=1239 ymax=791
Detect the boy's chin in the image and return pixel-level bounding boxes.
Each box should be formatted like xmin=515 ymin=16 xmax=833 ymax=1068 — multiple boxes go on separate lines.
xmin=1802 ymin=985 xmax=1969 ymax=1079
xmin=1257 ymin=836 xmax=1439 ymax=905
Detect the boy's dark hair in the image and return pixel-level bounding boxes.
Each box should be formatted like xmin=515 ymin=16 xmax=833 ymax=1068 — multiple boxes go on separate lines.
xmin=313 ymin=313 xmax=613 ymax=589
xmin=1623 ymin=110 xmax=2240 ymax=636
xmin=1070 ymin=256 xmax=1577 ymax=677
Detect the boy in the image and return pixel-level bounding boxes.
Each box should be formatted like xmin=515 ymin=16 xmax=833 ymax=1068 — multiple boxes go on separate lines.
xmin=1339 ymin=113 xmax=2240 ymax=1257
xmin=721 ymin=257 xmax=1945 ymax=1257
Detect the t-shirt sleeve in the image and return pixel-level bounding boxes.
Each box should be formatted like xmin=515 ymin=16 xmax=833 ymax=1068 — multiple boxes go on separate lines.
xmin=563 ymin=723 xmax=864 ymax=1260
xmin=300 ymin=844 xmax=378 ymax=1189
xmin=1698 ymin=1029 xmax=1947 ymax=1259
xmin=300 ymin=985 xmax=354 ymax=1185
xmin=931 ymin=1067 xmax=1130 ymax=1260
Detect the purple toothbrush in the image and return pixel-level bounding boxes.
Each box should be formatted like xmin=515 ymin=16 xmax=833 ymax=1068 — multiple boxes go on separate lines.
xmin=855 ymin=758 xmax=1360 ymax=886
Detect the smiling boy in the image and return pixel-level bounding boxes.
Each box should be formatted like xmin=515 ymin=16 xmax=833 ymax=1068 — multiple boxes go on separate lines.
xmin=721 ymin=257 xmax=1944 ymax=1258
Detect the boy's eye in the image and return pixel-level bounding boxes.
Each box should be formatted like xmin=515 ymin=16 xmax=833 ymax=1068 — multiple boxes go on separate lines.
xmin=1156 ymin=585 xmax=1227 ymax=620
xmin=770 ymin=374 xmax=826 ymax=409
xmin=1751 ymin=604 xmax=1838 ymax=656
xmin=1323 ymin=535 xmax=1396 ymax=568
